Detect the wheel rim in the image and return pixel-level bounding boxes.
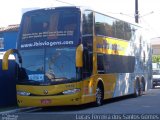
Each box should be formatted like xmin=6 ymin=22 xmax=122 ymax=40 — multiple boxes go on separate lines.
xmin=96 ymin=87 xmax=102 ymax=105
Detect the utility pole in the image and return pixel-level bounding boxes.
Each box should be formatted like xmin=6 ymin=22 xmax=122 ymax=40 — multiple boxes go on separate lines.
xmin=135 ymin=0 xmax=139 ymax=23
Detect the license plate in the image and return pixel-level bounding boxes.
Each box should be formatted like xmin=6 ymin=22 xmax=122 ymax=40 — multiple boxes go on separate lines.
xmin=41 ymin=99 xmax=51 ymax=104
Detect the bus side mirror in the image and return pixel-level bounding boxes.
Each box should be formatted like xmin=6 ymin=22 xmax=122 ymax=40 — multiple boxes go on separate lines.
xmin=76 ymin=44 xmax=83 ymax=67
xmin=2 ymin=49 xmax=22 ymax=70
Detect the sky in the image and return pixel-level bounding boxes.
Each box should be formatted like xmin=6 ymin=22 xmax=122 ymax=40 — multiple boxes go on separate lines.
xmin=0 ymin=0 xmax=160 ymax=38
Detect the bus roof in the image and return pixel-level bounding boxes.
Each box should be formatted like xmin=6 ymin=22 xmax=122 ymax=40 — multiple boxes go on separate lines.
xmin=23 ymin=6 xmax=81 ymax=15
xmin=23 ymin=6 xmax=141 ymax=28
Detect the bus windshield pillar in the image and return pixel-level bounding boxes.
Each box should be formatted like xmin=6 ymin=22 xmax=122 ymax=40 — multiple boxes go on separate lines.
xmin=76 ymin=44 xmax=83 ymax=67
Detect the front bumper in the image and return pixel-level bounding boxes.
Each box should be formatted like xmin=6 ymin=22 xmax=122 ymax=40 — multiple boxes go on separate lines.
xmin=16 ymin=83 xmax=82 ymax=107
xmin=17 ymin=94 xmax=81 ymax=107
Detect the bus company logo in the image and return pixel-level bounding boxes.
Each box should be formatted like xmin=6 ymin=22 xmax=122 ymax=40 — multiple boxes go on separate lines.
xmin=43 ymin=90 xmax=48 ymax=95
xmin=97 ymin=40 xmax=125 ymax=53
xmin=97 ymin=40 xmax=109 ymax=50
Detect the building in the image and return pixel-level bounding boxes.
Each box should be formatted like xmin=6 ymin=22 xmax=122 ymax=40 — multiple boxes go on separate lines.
xmin=0 ymin=24 xmax=19 ymax=51
xmin=151 ymin=37 xmax=160 ymax=55
xmin=0 ymin=25 xmax=19 ymax=107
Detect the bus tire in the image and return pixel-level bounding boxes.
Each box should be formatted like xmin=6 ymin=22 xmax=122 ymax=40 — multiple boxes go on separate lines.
xmin=95 ymin=83 xmax=104 ymax=106
xmin=141 ymin=77 xmax=145 ymax=92
xmin=134 ymin=79 xmax=141 ymax=97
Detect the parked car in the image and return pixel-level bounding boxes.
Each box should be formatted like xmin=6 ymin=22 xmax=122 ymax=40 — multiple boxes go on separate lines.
xmin=152 ymin=69 xmax=160 ymax=88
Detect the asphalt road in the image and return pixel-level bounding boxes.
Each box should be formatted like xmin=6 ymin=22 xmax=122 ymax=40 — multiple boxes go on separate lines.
xmin=1 ymin=88 xmax=160 ymax=120
xmin=30 ymin=87 xmax=160 ymax=114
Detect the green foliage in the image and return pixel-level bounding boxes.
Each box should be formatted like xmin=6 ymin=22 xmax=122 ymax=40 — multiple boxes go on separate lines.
xmin=152 ymin=55 xmax=160 ymax=63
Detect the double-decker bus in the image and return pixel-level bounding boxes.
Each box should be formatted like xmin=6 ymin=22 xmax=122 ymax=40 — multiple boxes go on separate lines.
xmin=2 ymin=6 xmax=152 ymax=107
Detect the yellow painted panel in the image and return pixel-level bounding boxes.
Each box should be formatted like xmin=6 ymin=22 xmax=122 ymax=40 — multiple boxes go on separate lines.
xmin=17 ymin=73 xmax=118 ymax=107
xmin=92 ymin=74 xmax=117 ymax=99
xmin=17 ymin=83 xmax=78 ymax=96
xmin=80 ymin=74 xmax=117 ymax=104
xmin=17 ymin=94 xmax=81 ymax=107
xmin=16 ymin=82 xmax=82 ymax=107
xmin=95 ymin=36 xmax=129 ymax=55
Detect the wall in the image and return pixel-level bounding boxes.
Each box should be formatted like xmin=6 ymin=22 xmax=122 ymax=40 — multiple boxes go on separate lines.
xmin=151 ymin=37 xmax=160 ymax=55
xmin=0 ymin=31 xmax=18 ymax=52
xmin=152 ymin=45 xmax=160 ymax=55
xmin=0 ymin=59 xmax=17 ymax=107
xmin=0 ymin=26 xmax=18 ymax=107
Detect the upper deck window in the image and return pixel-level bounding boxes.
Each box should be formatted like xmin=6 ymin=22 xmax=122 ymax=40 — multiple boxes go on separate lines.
xmin=18 ymin=9 xmax=80 ymax=49
xmin=82 ymin=11 xmax=93 ymax=36
xmin=21 ymin=10 xmax=79 ymax=40
xmin=95 ymin=12 xmax=132 ymax=41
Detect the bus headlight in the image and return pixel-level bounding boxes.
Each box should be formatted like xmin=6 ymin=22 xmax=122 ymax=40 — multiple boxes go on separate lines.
xmin=62 ymin=89 xmax=80 ymax=95
xmin=17 ymin=91 xmax=31 ymax=96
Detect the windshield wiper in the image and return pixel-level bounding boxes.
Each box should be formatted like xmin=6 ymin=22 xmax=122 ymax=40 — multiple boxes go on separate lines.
xmin=53 ymin=77 xmax=68 ymax=81
xmin=46 ymin=77 xmax=68 ymax=82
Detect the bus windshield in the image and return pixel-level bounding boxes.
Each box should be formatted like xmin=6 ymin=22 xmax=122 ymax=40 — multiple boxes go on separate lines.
xmin=17 ymin=8 xmax=80 ymax=85
xmin=18 ymin=48 xmax=76 ymax=85
xmin=19 ymin=9 xmax=80 ymax=49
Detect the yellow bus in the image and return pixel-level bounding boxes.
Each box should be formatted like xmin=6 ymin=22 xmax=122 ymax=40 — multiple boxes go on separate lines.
xmin=2 ymin=6 xmax=152 ymax=107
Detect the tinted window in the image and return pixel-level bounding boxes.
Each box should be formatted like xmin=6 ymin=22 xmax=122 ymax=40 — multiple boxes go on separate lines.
xmin=18 ymin=48 xmax=77 ymax=85
xmin=95 ymin=12 xmax=132 ymax=41
xmin=97 ymin=54 xmax=105 ymax=73
xmin=95 ymin=13 xmax=115 ymax=37
xmin=22 ymin=11 xmax=79 ymax=39
xmin=19 ymin=49 xmax=45 ymax=82
xmin=113 ymin=20 xmax=124 ymax=39
xmin=82 ymin=11 xmax=93 ymax=35
xmin=124 ymin=22 xmax=132 ymax=40
xmin=19 ymin=9 xmax=80 ymax=49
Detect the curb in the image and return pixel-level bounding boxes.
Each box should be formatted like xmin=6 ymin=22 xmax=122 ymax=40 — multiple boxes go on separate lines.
xmin=0 ymin=107 xmax=36 ymax=114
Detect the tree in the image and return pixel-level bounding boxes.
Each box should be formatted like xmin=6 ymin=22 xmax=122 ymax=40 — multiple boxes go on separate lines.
xmin=152 ymin=55 xmax=160 ymax=63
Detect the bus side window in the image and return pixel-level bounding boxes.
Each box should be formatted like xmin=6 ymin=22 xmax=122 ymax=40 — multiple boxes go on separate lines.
xmin=82 ymin=48 xmax=93 ymax=78
xmin=82 ymin=11 xmax=93 ymax=35
xmin=97 ymin=54 xmax=105 ymax=74
xmin=82 ymin=38 xmax=93 ymax=79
